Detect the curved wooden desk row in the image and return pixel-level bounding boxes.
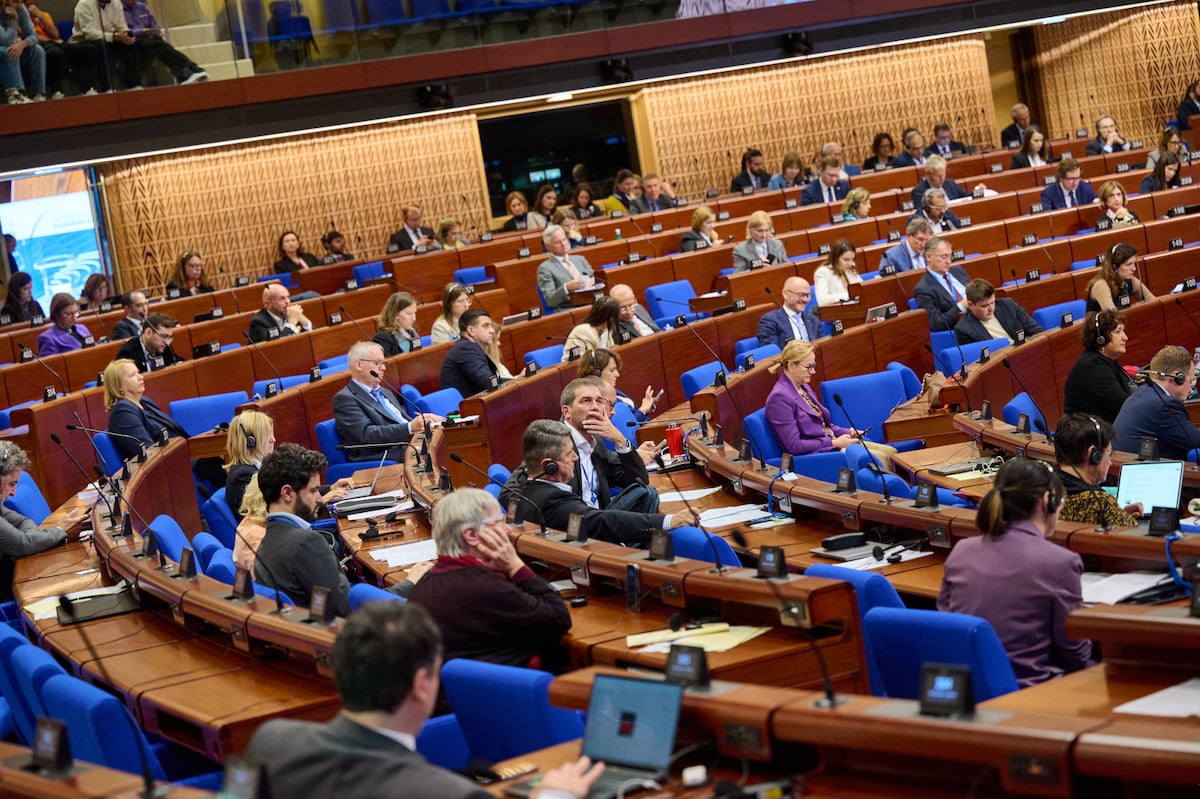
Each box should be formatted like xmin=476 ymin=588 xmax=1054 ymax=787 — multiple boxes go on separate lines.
xmin=0 ymin=740 xmax=213 ymax=799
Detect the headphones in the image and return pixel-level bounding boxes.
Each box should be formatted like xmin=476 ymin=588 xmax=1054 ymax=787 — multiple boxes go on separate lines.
xmin=1019 ymin=459 xmax=1061 ymax=514
xmin=541 ymin=458 xmax=559 ymax=475
xmin=1149 ymin=369 xmax=1189 ymax=386
xmin=1093 ymin=312 xmax=1106 ymax=347
xmin=237 ymin=419 xmax=256 ymax=450
xmin=1087 ymin=416 xmax=1105 ymax=466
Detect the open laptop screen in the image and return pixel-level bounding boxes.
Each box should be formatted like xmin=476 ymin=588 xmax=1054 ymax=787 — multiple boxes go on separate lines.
xmin=581 ymin=675 xmax=683 ymax=772
xmin=1116 ymin=460 xmax=1185 ymax=515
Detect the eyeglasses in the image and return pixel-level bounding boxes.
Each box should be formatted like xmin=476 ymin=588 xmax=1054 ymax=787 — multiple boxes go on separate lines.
xmin=618 ymin=302 xmax=638 ymax=311
xmin=152 ymin=329 xmax=174 ymax=341
xmin=798 ymin=362 xmax=817 ymax=372
xmin=359 ymin=358 xmax=386 ymax=368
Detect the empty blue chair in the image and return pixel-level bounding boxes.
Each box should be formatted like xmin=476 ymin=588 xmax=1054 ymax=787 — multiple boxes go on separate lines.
xmin=863 ymin=607 xmax=1019 ymax=703
xmin=417 ymin=714 xmax=471 ymax=772
xmin=146 ymin=515 xmax=189 ymax=564
xmin=1031 ymin=299 xmax=1086 ymax=331
xmin=609 ymin=401 xmax=640 ymax=448
xmin=1003 ymin=391 xmax=1045 ymax=433
xmin=820 ymin=370 xmax=922 ymax=450
xmin=400 ymin=384 xmax=424 ymax=412
xmin=416 ymin=387 xmax=463 ymax=417
xmin=204 ymin=549 xmax=296 ymax=605
xmin=168 ymin=391 xmax=250 ymax=437
xmin=744 ymin=407 xmax=845 ymax=480
xmin=454 ymin=266 xmax=491 ymax=285
xmin=258 ymin=272 xmax=296 ymax=288
xmin=190 ymin=531 xmax=223 ymax=573
xmin=441 ymin=658 xmax=584 ymax=762
xmin=1071 ymin=258 xmax=1096 ymax=271
xmin=318 ymin=354 xmax=350 ymax=374
xmin=645 ymin=280 xmax=699 ymax=327
xmin=886 ymin=362 xmax=923 ymax=398
xmin=4 ymin=471 xmax=51 ymax=524
xmin=92 ymin=432 xmax=124 ymax=476
xmin=804 ymin=564 xmax=904 ymax=695
xmin=201 ymin=488 xmax=239 ymax=549
xmin=349 ymin=582 xmax=404 ymax=611
xmin=855 ymin=467 xmax=912 ymax=500
xmin=315 ymin=419 xmax=398 ymax=482
xmin=252 ymin=374 xmax=309 ymax=397
xmin=488 ymin=464 xmax=512 ymax=485
xmin=0 ymin=624 xmax=33 ymax=744
xmin=929 ymin=329 xmax=957 ymax=364
xmin=352 ymin=261 xmax=386 ymax=284
xmin=524 ymin=344 xmax=563 ymax=368
xmin=680 ymin=361 xmax=725 ymax=400
xmin=735 ymin=343 xmax=781 ymax=370
xmin=671 ymin=526 xmax=742 ymax=567
xmin=937 ymin=338 xmax=1008 ymax=380
xmin=10 ymin=645 xmax=66 ymax=725
xmin=734 ymin=336 xmax=760 ymax=355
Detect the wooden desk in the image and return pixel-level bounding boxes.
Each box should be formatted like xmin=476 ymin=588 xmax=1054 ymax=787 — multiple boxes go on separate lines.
xmin=891 ymin=441 xmax=997 ymax=501
xmin=0 ymin=741 xmax=209 ymax=799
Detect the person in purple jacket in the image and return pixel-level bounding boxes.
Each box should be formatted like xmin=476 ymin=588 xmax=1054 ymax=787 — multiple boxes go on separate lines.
xmin=36 ymin=293 xmax=92 ymax=355
xmin=938 ymin=458 xmax=1092 ymax=687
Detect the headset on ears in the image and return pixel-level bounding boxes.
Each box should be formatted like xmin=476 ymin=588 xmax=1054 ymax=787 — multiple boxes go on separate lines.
xmin=1087 ymin=416 xmax=1105 ymax=466
xmin=1151 ymin=369 xmax=1189 ymax=385
xmin=1045 ymin=488 xmax=1061 ymax=515
xmin=542 ymin=458 xmax=559 ymax=475
xmin=1093 ymin=312 xmax=1106 ymax=347
xmin=238 ymin=419 xmax=256 ymax=450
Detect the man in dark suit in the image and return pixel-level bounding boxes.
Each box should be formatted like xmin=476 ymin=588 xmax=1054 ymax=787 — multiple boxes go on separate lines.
xmin=500 ymin=420 xmax=697 ymax=546
xmin=629 ymin=173 xmax=675 ymax=213
xmin=913 ymin=236 xmax=971 ymax=331
xmin=558 ymin=377 xmax=654 ymax=513
xmin=1085 ymin=115 xmax=1131 ymax=156
xmin=440 ymin=309 xmax=506 ymax=397
xmin=880 ymin=218 xmax=933 ymax=272
xmin=1178 ymin=82 xmax=1200 ymax=130
xmin=800 ymin=156 xmax=850 ymax=205
xmin=1039 ymin=158 xmax=1098 ymax=210
xmin=248 ymin=283 xmax=313 ymax=343
xmin=730 ymin=148 xmax=768 ymax=192
xmin=611 ymin=283 xmax=659 ymax=339
xmin=758 ymin=276 xmax=821 ymax=347
xmin=1114 ymin=346 xmax=1200 ymax=459
xmin=910 ymin=188 xmax=961 ymax=233
xmin=253 ymin=443 xmax=348 ymax=613
xmin=908 ymin=155 xmax=983 ymax=208
xmin=1000 ymin=103 xmax=1032 ymax=149
xmin=247 ymin=598 xmax=602 ymax=799
xmin=891 ymin=130 xmax=928 ymax=168
xmin=953 ymin=279 xmax=1042 ymax=345
xmin=110 ymin=290 xmax=148 ymax=340
xmin=386 ymin=205 xmax=436 ymax=253
xmin=115 ymin=312 xmax=182 ymax=373
xmin=923 ymin=123 xmax=969 ymax=158
xmin=333 ymin=342 xmax=443 ymax=461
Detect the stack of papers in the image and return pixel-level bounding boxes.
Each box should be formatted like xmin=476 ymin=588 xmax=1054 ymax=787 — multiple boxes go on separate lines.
xmin=840 ymin=549 xmax=934 ymax=571
xmin=367 ymin=539 xmax=437 ymax=568
xmin=1114 ymin=678 xmax=1200 ymax=717
xmin=1081 ymin=571 xmax=1173 ymax=605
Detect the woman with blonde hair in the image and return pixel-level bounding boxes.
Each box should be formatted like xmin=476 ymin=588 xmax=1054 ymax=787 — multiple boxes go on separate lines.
xmin=731 ymin=211 xmax=787 ymax=271
xmin=550 ymin=207 xmax=584 ymax=247
xmin=373 ymin=291 xmax=421 ymax=357
xmin=224 ymin=410 xmax=277 ymax=521
xmin=436 ymin=218 xmax=466 ymax=249
xmin=1097 ymin=181 xmax=1139 ymax=228
xmin=812 ymin=238 xmax=862 ymax=305
xmin=680 ymin=206 xmax=719 ymax=252
xmin=840 ymin=188 xmax=872 ymax=221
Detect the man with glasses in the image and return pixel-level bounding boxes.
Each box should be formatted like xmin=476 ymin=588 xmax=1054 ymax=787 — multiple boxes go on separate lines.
xmin=913 ymin=236 xmax=972 ymax=331
xmin=908 ymin=155 xmax=985 ymax=209
xmin=111 ymin=290 xmax=149 ymax=339
xmin=116 ymin=312 xmax=180 ymax=372
xmin=880 ymin=217 xmax=933 ymax=273
xmin=1086 ymin=115 xmax=1131 ymax=156
xmin=758 ymin=276 xmax=821 ymax=347
xmin=1147 ymin=128 xmax=1189 ymax=169
xmin=912 ymin=188 xmax=960 ymax=233
xmin=333 ymin=341 xmax=444 ymax=462
xmin=611 ymin=283 xmax=659 ymax=339
xmin=1040 ymin=158 xmax=1098 ymax=210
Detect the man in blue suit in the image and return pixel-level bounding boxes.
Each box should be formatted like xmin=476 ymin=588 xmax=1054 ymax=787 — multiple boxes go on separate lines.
xmin=800 ymin=157 xmax=851 ymax=206
xmin=757 ymin=276 xmax=822 ymax=347
xmin=913 ymin=236 xmax=972 ymax=331
xmin=923 ymin=123 xmax=970 ymax=158
xmin=1040 ymin=158 xmax=1097 ymax=210
xmin=908 ymin=155 xmax=980 ymax=208
xmin=1114 ymin=346 xmax=1200 ymax=460
xmin=880 ymin=218 xmax=933 ymax=272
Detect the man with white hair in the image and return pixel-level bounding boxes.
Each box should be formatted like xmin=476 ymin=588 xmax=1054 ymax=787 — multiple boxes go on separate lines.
xmin=537 ymin=225 xmax=596 ymax=311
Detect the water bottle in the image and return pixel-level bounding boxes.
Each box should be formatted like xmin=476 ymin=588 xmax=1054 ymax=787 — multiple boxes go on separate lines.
xmin=614 ymin=228 xmax=622 ymax=240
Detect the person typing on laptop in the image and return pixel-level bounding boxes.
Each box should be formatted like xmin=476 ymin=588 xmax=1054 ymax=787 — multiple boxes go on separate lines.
xmin=1053 ymin=413 xmax=1141 ymax=528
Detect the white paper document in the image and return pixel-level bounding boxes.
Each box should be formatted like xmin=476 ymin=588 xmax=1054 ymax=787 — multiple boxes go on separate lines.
xmin=367 ymin=539 xmax=438 ymax=568
xmin=347 ymin=499 xmax=416 ymax=521
xmin=699 ymin=504 xmax=770 ymax=527
xmin=1114 ymin=678 xmax=1200 ymax=717
xmin=1081 ymin=571 xmax=1171 ymax=605
xmin=658 ymin=487 xmax=722 ymax=503
xmin=840 ymin=549 xmax=933 ymax=571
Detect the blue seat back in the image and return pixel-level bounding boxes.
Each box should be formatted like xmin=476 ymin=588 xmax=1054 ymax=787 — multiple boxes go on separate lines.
xmin=352 ymin=261 xmax=386 ymax=284
xmin=524 ymin=344 xmax=563 ymax=368
xmin=93 ymin=433 xmax=124 ymax=476
xmin=791 ymin=451 xmax=849 ymax=482
xmin=1031 ymin=299 xmax=1086 ymax=331
xmin=146 ymin=514 xmax=189 ymax=564
xmin=400 ymin=383 xmax=424 ymax=412
xmin=734 ymin=336 xmax=759 ymax=355
xmin=10 ymin=645 xmax=66 ymax=724
xmin=200 ymin=488 xmax=239 ymax=550
xmin=168 ymin=391 xmax=250 ymax=437
xmin=855 ymin=467 xmax=913 ymax=500
xmin=252 ymin=374 xmax=309 ymax=397
xmin=453 ymin=266 xmax=490 ymax=285
xmin=743 ymin=408 xmax=783 ymax=467
xmin=735 ymin=343 xmax=781 ymax=370
xmin=315 ymin=418 xmax=352 ymax=476
xmin=441 ymin=658 xmax=584 ymax=762
xmin=417 ymin=387 xmax=463 ymax=417
xmin=190 ymin=531 xmax=223 ymax=573
xmin=863 ymin=607 xmax=1019 ymax=702
xmin=938 ymin=338 xmax=1008 ymax=379
xmin=804 ymin=564 xmax=903 ymax=695
xmin=417 ymin=714 xmax=471 ymax=772
xmin=670 ymin=526 xmax=742 ymax=567
xmin=680 ymin=361 xmax=725 ymax=401
xmin=317 ymin=354 xmax=350 ymax=374
xmin=0 ymin=625 xmax=34 ymax=744
xmin=644 ymin=280 xmax=697 ymax=326
xmin=487 ymin=464 xmax=512 ymax=485
xmin=886 ymin=361 xmax=923 ymax=399
xmin=610 ymin=401 xmax=640 ymax=448
xmin=205 ymin=549 xmax=237 ymax=583
xmin=820 ymin=371 xmax=909 ymax=443
xmin=4 ymin=471 xmax=51 ymax=524
xmin=929 ymin=330 xmax=957 ymax=365
xmin=348 ymin=582 xmax=404 ymax=611
xmin=1002 ymin=391 xmax=1045 ymax=432
xmin=366 ymin=0 xmax=410 ymax=23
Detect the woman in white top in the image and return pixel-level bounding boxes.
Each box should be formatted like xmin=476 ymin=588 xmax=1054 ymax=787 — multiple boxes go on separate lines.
xmin=812 ymin=238 xmax=863 ymax=306
xmin=561 ymin=296 xmax=620 ymax=361
xmin=430 ymin=282 xmax=471 ymax=344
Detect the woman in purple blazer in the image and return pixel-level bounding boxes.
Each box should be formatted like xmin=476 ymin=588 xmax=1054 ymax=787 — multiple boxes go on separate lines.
xmin=938 ymin=459 xmax=1092 ymax=687
xmin=36 ymin=293 xmax=92 ymax=355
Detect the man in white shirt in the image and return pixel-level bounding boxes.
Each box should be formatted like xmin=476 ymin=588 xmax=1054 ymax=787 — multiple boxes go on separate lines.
xmin=537 ymin=225 xmax=595 ymax=311
xmin=248 ymin=283 xmax=313 ymax=342
xmin=757 ymin=276 xmax=821 ymax=347
xmin=611 ymin=283 xmax=659 ymax=339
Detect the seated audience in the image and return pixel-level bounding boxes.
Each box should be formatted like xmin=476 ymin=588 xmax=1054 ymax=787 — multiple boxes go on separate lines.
xmin=436 ymin=218 xmax=465 ymax=250
xmin=103 ymin=357 xmax=187 ymax=460
xmin=499 ymin=420 xmax=695 ymax=547
xmin=731 ymin=148 xmax=768 ymax=192
xmin=1054 ymin=413 xmax=1140 ymax=528
xmin=233 ymin=475 xmax=267 ymax=572
xmin=334 ymin=341 xmax=442 ymax=462
xmin=1097 ymin=181 xmax=1139 ymax=228
xmin=1063 ymin=310 xmax=1132 ymax=424
xmin=274 ymin=230 xmax=319 ymax=274
xmin=410 ymin=486 xmax=573 ymax=667
xmin=913 ymin=236 xmax=970 ymax=331
xmin=758 ymin=275 xmax=820 ymax=346
xmin=1010 ymin=125 xmax=1048 ymax=169
xmin=953 ymin=279 xmax=1041 ymax=345
xmin=482 ymin=320 xmax=513 ymax=382
xmin=0 ymin=0 xmax=43 ymax=104
xmin=373 ymin=291 xmax=421 ymax=357
xmin=66 ymin=0 xmax=138 ymax=94
xmin=27 ymin=1 xmax=64 ymax=100
xmin=840 ymin=187 xmax=872 ymax=221
xmin=911 ymin=187 xmax=960 ymax=233
xmin=1085 ymin=115 xmax=1131 ymax=156
xmin=812 ymin=239 xmax=862 ymax=306
xmin=1113 ymin=345 xmax=1200 ymax=459
xmin=765 ymin=340 xmax=894 ymax=467
xmin=1 ymin=272 xmax=44 ymax=323
xmin=319 ymin=230 xmax=354 ymax=263
xmin=121 ymin=0 xmax=207 ymax=85
xmin=891 ymin=130 xmax=927 ymax=168
xmin=527 ymin=184 xmax=558 ymax=229
xmin=440 ymin=309 xmax=507 ymax=397
xmin=732 ymin=211 xmax=787 ymax=272
xmin=924 ymin=123 xmax=968 ymax=157
xmin=817 ymin=141 xmax=850 ymax=179
xmin=1177 ymin=83 xmax=1200 ymax=130
xmin=1000 ymin=102 xmax=1033 ymax=148
xmin=501 ymin=191 xmax=531 ymax=232
xmin=1039 ymin=158 xmax=1097 ymax=210
xmin=4 ymin=233 xmax=18 ymax=272
xmin=246 ymin=600 xmax=600 ymax=799
xmin=800 ymin=156 xmax=850 ymax=206
xmin=77 ymin=273 xmax=112 ymax=312
xmin=600 ymin=169 xmax=636 ymax=216
xmin=537 ymin=225 xmax=596 ymax=311
xmin=388 ymin=205 xmax=435 ymax=253
xmin=938 ymin=458 xmax=1091 ymax=687
xmin=611 ymin=283 xmax=659 ymax=339
xmin=1085 ymin=243 xmax=1153 ymax=313
xmin=562 ymin=296 xmax=619 ymax=361
xmin=908 ymin=155 xmax=980 ymax=208
xmin=630 ymin=173 xmax=674 ymax=213
xmin=431 ymin=282 xmax=471 ymax=344
xmin=568 ymin=183 xmax=602 ymax=219
xmin=0 ymin=441 xmax=80 ymax=601
xmin=863 ymin=132 xmax=896 ymax=171
xmin=249 ymin=283 xmax=313 ymax=342
xmin=550 ymin=207 xmax=585 ymax=247
xmin=115 ymin=311 xmax=181 ymax=372
xmin=880 ymin=217 xmax=933 ymax=272
xmin=166 ymin=250 xmax=215 ymax=296
xmin=577 ymin=348 xmax=658 ymax=423
xmin=1147 ymin=126 xmax=1188 ymax=169
xmin=110 ymin=290 xmax=149 ymax=339
xmin=37 ymin=293 xmax=92 ymax=354
xmin=680 ymin=205 xmax=720 ymax=252
xmin=1138 ymin=152 xmax=1182 ymax=194
xmin=768 ymin=151 xmax=804 ymax=189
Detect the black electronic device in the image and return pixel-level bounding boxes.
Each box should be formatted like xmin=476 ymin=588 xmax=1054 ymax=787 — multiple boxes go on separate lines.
xmin=231 ymin=566 xmax=255 ymax=600
xmin=914 ymin=482 xmax=938 ymax=508
xmin=625 ymin=563 xmax=641 ymax=612
xmin=1148 ymin=505 xmax=1180 ymax=536
xmin=834 ymin=467 xmax=856 ymax=493
xmin=821 ymin=532 xmax=865 ymax=550
xmin=647 ymin=529 xmax=675 ymax=561
xmin=664 ymin=644 xmax=710 ymax=688
xmin=175 ymin=547 xmax=197 ymax=579
xmin=220 ymin=757 xmax=271 ymax=799
xmin=307 ymin=586 xmax=337 ymax=624
xmin=757 ymin=545 xmax=787 ymax=579
xmin=1138 ymin=437 xmax=1159 ymax=461
xmin=1016 ymin=412 xmax=1031 ymax=435
xmin=980 ymin=399 xmax=992 ymax=421
xmin=565 ymin=512 xmax=587 ymax=543
xmin=30 ymin=718 xmax=73 ymax=774
xmin=919 ymin=663 xmax=974 ymax=717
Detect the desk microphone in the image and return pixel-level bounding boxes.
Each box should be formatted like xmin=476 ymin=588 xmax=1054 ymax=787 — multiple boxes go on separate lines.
xmin=393 ymin=281 xmax=424 ymax=304
xmin=16 ymin=341 xmax=66 ymax=396
xmin=66 ymin=423 xmax=148 ymax=464
xmin=653 ymin=451 xmax=724 ymax=573
xmin=623 ymin=214 xmax=659 ymax=260
xmin=763 ymin=286 xmax=784 ymax=310
xmin=339 ymin=304 xmax=374 ymax=342
xmin=88 ymin=307 xmax=109 ymax=342
xmin=831 ymin=393 xmax=891 ymax=504
xmin=48 ymin=433 xmax=116 ymax=527
xmin=241 ymin=332 xmax=285 ymax=394
xmin=1175 ymin=297 xmax=1200 ymax=339
xmin=368 ymin=371 xmax=432 ymax=472
xmin=448 ymin=453 xmax=548 ymax=535
xmin=1001 ymin=358 xmax=1052 ymax=440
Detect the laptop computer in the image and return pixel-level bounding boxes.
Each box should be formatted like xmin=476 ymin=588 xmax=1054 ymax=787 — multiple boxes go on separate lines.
xmin=1116 ymin=460 xmax=1185 ymax=526
xmin=504 ymin=675 xmax=684 ymax=799
xmin=339 ymin=451 xmax=390 ymax=500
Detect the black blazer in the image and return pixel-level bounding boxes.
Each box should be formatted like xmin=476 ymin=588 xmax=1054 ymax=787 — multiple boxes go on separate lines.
xmin=248 ymin=308 xmax=295 ymax=343
xmin=255 ymin=516 xmax=348 ymax=614
xmin=913 ymin=266 xmax=972 ymax=331
xmin=115 ymin=336 xmax=182 ymax=373
xmin=225 ymin=463 xmax=258 ymax=520
xmin=387 ymin=226 xmax=435 ymax=253
xmin=1009 ymin=152 xmax=1046 ymax=170
xmin=953 ymin=298 xmax=1042 ymax=345
xmin=569 ymin=434 xmax=649 ymax=509
xmin=1063 ymin=350 xmax=1133 ymax=424
xmin=274 ymin=254 xmax=320 ymax=274
xmin=502 ymin=475 xmax=661 ymax=547
xmin=372 ymin=329 xmax=421 ymax=358
xmin=680 ymin=231 xmax=715 ymax=252
xmin=731 ymin=170 xmax=766 ymax=192
xmin=439 ymin=339 xmax=501 ymax=398
xmin=108 ymin=397 xmax=187 ymax=460
xmin=165 ymin=281 xmax=214 ymax=296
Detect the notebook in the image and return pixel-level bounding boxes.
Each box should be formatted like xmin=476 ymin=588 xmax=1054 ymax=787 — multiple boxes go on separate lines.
xmin=1116 ymin=460 xmax=1185 ymax=524
xmin=504 ymin=675 xmax=683 ymax=799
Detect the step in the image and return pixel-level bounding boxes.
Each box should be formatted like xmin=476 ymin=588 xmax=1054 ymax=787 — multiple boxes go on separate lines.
xmin=168 ymin=22 xmax=218 ymax=48
xmin=202 ymin=59 xmax=256 ymax=82
xmin=176 ymin=41 xmax=240 ymax=64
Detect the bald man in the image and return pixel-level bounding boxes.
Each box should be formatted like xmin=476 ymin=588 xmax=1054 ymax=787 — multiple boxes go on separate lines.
xmin=757 ymin=276 xmax=821 ymax=347
xmin=249 ymin=283 xmax=313 ymax=343
xmin=611 ymin=283 xmax=660 ymax=340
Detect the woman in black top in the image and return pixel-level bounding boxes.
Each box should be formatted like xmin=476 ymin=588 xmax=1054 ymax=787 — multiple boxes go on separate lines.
xmin=77 ymin=273 xmax=112 ymax=312
xmin=372 ymin=291 xmax=421 ymax=357
xmin=166 ymin=250 xmax=216 ymax=296
xmin=1010 ymin=126 xmax=1048 ymax=170
xmin=273 ymin=230 xmax=320 ymax=274
xmin=1063 ymin=309 xmax=1132 ymax=424
xmin=862 ymin=132 xmax=895 ymax=171
xmin=1138 ymin=152 xmax=1183 ymax=194
xmin=1084 ymin=243 xmax=1153 ymax=313
xmin=1 ymin=272 xmax=44 ymax=323
xmin=500 ymin=191 xmax=530 ymax=232
xmin=569 ymin=183 xmax=602 ymax=219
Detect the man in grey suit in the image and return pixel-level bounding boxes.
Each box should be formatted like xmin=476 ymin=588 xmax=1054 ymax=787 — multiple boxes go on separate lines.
xmin=537 ymin=225 xmax=596 ymax=311
xmin=246 ymin=601 xmax=603 ymax=799
xmin=611 ymin=283 xmax=659 ymax=339
xmin=629 ymin=174 xmax=675 ymax=214
xmin=913 ymin=236 xmax=972 ymax=331
xmin=880 ymin=217 xmax=932 ymax=273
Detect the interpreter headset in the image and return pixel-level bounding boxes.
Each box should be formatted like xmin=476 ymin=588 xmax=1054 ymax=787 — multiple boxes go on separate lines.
xmin=237 ymin=419 xmax=256 ymax=450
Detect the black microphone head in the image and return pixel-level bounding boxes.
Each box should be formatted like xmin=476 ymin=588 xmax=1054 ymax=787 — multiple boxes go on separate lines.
xmin=1011 ymin=269 xmax=1018 ymax=277
xmin=832 ymin=393 xmax=844 ymax=406
xmin=58 ymin=595 xmax=73 ymax=613
xmin=65 ymin=424 xmax=80 ymax=431
xmin=730 ymin=528 xmax=749 ymax=549
xmin=653 ymin=451 xmax=666 ymax=470
xmin=668 ymin=612 xmax=683 ymax=632
xmin=1001 ymin=358 xmax=1013 ymax=369
xmin=872 ymin=545 xmax=886 ymax=561
xmin=449 ymin=452 xmax=464 ymax=463
xmin=339 ymin=305 xmax=349 ymax=313
xmin=16 ymin=342 xmax=27 ymax=351
xmin=369 ymin=370 xmax=381 ymax=379
xmin=1176 ymin=297 xmax=1185 ymax=306
xmin=92 ymin=465 xmax=105 ymax=478
xmin=764 ymin=287 xmax=774 ymax=295
xmin=625 ymin=420 xmax=639 ymax=427
xmin=50 ymin=433 xmax=62 ymax=444
xmin=922 ymin=343 xmax=933 ymax=352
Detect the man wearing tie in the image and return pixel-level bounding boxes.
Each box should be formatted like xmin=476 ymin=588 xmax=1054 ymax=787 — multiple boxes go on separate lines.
xmin=629 ymin=174 xmax=674 ymax=214
xmin=611 ymin=283 xmax=660 ymax=339
xmin=800 ymin=156 xmax=851 ymax=205
xmin=880 ymin=218 xmax=933 ymax=273
xmin=730 ymin=148 xmax=768 ymax=192
xmin=386 ymin=205 xmax=436 ymax=252
xmin=923 ymin=123 xmax=968 ymax=158
xmin=908 ymin=155 xmax=986 ymax=208
xmin=439 ymin=309 xmax=507 ymax=398
xmin=248 ymin=283 xmax=313 ymax=343
xmin=333 ymin=342 xmax=444 ymax=461
xmin=1040 ymin=158 xmax=1098 ymax=211
xmin=1085 ymin=116 xmax=1131 ymax=156
xmin=757 ymin=276 xmax=822 ymax=348
xmin=913 ymin=236 xmax=972 ymax=331
xmin=537 ymin=225 xmax=596 ymax=311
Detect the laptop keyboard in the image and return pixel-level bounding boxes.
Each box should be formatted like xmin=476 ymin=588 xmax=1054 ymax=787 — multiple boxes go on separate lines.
xmin=341 ymin=486 xmax=372 ymax=500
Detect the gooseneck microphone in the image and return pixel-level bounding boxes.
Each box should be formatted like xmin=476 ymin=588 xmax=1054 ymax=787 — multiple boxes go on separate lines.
xmin=242 ymin=332 xmax=284 ymax=394
xmin=1176 ymin=297 xmax=1200 ymax=338
xmin=16 ymin=341 xmax=66 ymax=396
xmin=831 ymin=393 xmax=891 ymax=504
xmin=653 ymin=451 xmax=724 ymax=573
xmin=394 ymin=281 xmax=424 ymax=304
xmin=66 ymin=423 xmax=148 ymax=464
xmin=339 ymin=305 xmax=374 ymax=342
xmin=1000 ymin=358 xmax=1052 ymax=439
xmin=368 ymin=370 xmax=431 ymax=472
xmin=49 ymin=432 xmax=116 ymax=527
xmin=448 ymin=453 xmax=548 ymax=535
xmin=763 ymin=286 xmax=784 ymax=309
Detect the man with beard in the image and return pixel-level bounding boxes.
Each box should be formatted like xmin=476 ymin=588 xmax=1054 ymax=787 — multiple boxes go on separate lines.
xmin=254 ymin=444 xmax=349 ymax=615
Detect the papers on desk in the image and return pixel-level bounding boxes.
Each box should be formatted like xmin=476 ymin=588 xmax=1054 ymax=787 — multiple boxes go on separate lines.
xmin=840 ymin=549 xmax=934 ymax=571
xmin=1081 ymin=571 xmax=1172 ymax=605
xmin=639 ymin=626 xmax=771 ymax=654
xmin=1114 ymin=678 xmax=1200 ymax=717
xmin=23 ymin=581 xmax=130 ymax=621
xmin=367 ymin=539 xmax=438 ymax=568
xmin=699 ymin=504 xmax=771 ymax=527
xmin=658 ymin=487 xmax=722 ymax=504
xmin=345 ymin=498 xmax=416 ymax=521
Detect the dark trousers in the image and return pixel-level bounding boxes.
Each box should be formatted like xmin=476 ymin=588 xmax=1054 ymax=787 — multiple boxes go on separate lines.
xmin=64 ymin=39 xmax=137 ymax=92
xmin=133 ymin=35 xmax=195 ymax=79
xmin=40 ymin=40 xmax=66 ymax=95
